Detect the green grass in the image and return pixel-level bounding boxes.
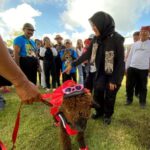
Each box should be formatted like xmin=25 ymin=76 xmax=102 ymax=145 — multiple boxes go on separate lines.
xmin=0 ymin=80 xmax=150 ymax=150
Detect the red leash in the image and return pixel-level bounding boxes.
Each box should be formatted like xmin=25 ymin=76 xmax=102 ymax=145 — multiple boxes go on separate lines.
xmin=0 ymin=140 xmax=7 ymax=150
xmin=0 ymin=103 xmax=22 ymax=150
xmin=0 ymin=99 xmax=51 ymax=150
xmin=11 ymin=99 xmax=51 ymax=150
xmin=11 ymin=103 xmax=22 ymax=150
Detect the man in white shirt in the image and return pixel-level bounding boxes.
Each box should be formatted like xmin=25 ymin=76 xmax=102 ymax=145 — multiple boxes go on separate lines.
xmin=125 ymin=31 xmax=140 ymax=98
xmin=126 ymin=26 xmax=150 ymax=108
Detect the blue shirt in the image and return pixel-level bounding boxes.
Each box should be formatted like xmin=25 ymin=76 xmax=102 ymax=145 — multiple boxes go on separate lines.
xmin=13 ymin=35 xmax=37 ymax=57
xmin=59 ymin=48 xmax=78 ymax=73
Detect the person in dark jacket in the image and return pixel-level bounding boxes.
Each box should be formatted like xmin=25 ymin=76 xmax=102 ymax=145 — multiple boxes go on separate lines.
xmin=64 ymin=11 xmax=125 ymax=125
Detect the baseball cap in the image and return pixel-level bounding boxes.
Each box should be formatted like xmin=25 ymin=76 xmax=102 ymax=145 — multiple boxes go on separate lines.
xmin=23 ymin=23 xmax=35 ymax=31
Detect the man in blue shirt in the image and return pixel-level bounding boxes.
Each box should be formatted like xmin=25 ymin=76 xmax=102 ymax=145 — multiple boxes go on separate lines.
xmin=13 ymin=23 xmax=38 ymax=84
xmin=59 ymin=39 xmax=78 ymax=82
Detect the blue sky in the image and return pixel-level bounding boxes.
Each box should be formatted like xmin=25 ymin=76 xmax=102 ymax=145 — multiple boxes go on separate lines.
xmin=0 ymin=0 xmax=150 ymax=44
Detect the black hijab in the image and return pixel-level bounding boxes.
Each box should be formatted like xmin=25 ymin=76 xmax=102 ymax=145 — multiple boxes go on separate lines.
xmin=89 ymin=11 xmax=115 ymax=40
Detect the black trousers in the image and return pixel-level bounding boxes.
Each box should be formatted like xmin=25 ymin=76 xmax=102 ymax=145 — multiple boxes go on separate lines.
xmin=62 ymin=73 xmax=76 ymax=83
xmin=55 ymin=66 xmax=61 ymax=86
xmin=126 ymin=67 xmax=148 ymax=104
xmin=55 ymin=57 xmax=62 ymax=87
xmin=43 ymin=61 xmax=56 ymax=89
xmin=93 ymin=86 xmax=120 ymax=118
xmin=20 ymin=57 xmax=38 ymax=84
xmin=82 ymin=66 xmax=87 ymax=82
xmin=84 ymin=72 xmax=96 ymax=93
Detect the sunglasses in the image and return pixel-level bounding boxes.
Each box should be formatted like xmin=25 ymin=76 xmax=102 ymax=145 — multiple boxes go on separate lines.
xmin=62 ymin=84 xmax=84 ymax=95
xmin=26 ymin=28 xmax=35 ymax=32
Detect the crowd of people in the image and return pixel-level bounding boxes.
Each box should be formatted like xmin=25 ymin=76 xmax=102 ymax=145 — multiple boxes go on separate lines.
xmin=0 ymin=11 xmax=150 ymax=126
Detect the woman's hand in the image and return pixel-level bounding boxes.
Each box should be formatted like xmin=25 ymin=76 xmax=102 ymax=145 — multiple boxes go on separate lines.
xmin=14 ymin=79 xmax=41 ymax=104
xmin=63 ymin=62 xmax=72 ymax=74
xmin=109 ymin=83 xmax=117 ymax=91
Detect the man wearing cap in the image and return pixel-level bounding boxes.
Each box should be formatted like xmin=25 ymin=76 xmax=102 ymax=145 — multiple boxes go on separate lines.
xmin=54 ymin=35 xmax=65 ymax=86
xmin=13 ymin=23 xmax=38 ymax=84
xmin=126 ymin=26 xmax=150 ymax=108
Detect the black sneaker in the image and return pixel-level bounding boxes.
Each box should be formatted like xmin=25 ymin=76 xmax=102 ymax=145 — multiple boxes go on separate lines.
xmin=103 ymin=117 xmax=111 ymax=125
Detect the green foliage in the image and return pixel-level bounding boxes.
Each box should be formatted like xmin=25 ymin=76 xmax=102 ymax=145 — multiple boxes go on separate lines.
xmin=6 ymin=30 xmax=23 ymax=47
xmin=0 ymin=84 xmax=150 ymax=150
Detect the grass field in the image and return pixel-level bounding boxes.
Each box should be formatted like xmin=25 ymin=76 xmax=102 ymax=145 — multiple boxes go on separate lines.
xmin=0 ymin=79 xmax=150 ymax=150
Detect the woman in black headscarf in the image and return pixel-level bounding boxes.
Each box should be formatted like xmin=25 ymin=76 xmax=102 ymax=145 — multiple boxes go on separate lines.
xmin=65 ymin=11 xmax=125 ymax=125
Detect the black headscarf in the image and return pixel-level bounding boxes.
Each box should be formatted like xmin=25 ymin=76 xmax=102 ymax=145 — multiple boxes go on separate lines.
xmin=89 ymin=11 xmax=115 ymax=40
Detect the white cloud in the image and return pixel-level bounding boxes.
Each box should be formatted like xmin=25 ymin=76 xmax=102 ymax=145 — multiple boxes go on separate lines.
xmin=21 ymin=0 xmax=65 ymax=4
xmin=40 ymin=32 xmax=70 ymax=44
xmin=61 ymin=0 xmax=150 ymax=33
xmin=64 ymin=23 xmax=75 ymax=31
xmin=0 ymin=3 xmax=41 ymax=39
xmin=0 ymin=0 xmax=7 ymax=9
xmin=40 ymin=31 xmax=91 ymax=47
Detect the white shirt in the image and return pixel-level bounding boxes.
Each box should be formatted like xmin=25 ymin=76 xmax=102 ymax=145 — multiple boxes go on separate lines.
xmin=126 ymin=40 xmax=150 ymax=70
xmin=76 ymin=48 xmax=83 ymax=57
xmin=39 ymin=47 xmax=58 ymax=57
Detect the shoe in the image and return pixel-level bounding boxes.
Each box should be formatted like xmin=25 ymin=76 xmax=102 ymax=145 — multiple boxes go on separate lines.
xmin=103 ymin=117 xmax=111 ymax=125
xmin=140 ymin=103 xmax=146 ymax=109
xmin=125 ymin=101 xmax=132 ymax=105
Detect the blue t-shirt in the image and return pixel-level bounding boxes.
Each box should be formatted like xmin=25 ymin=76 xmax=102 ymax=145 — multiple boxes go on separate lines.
xmin=59 ymin=48 xmax=77 ymax=73
xmin=13 ymin=35 xmax=37 ymax=57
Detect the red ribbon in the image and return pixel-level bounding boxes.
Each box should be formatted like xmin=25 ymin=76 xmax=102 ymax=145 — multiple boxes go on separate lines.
xmin=11 ymin=103 xmax=22 ymax=150
xmin=0 ymin=140 xmax=7 ymax=150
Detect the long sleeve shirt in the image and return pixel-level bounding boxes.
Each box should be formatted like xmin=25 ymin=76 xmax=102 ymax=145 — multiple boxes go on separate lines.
xmin=39 ymin=47 xmax=58 ymax=57
xmin=126 ymin=40 xmax=150 ymax=70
